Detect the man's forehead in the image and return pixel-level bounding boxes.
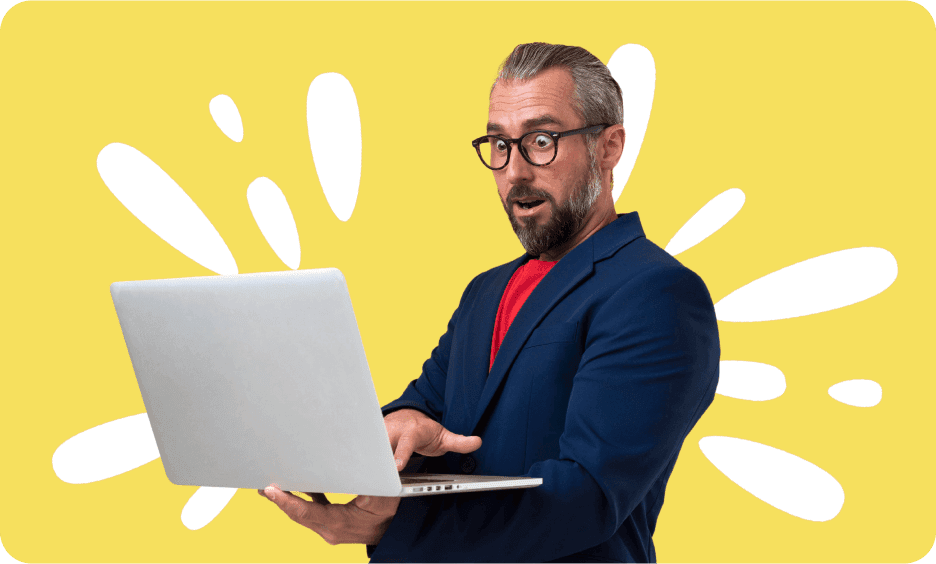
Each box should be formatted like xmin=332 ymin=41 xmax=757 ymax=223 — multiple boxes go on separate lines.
xmin=487 ymin=68 xmax=578 ymax=132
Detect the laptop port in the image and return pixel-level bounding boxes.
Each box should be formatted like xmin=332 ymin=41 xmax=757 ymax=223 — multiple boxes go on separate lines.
xmin=435 ymin=486 xmax=441 ymax=491
xmin=444 ymin=485 xmax=452 ymax=490
xmin=413 ymin=487 xmax=422 ymax=492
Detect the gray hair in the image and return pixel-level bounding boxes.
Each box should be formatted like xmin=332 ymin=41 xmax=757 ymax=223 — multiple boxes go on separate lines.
xmin=493 ymin=43 xmax=624 ymax=146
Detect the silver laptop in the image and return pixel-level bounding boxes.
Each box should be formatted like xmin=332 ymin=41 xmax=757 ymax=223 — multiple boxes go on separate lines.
xmin=110 ymin=268 xmax=542 ymax=497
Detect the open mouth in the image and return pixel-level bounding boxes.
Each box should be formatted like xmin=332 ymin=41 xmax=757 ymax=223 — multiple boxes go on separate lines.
xmin=515 ymin=199 xmax=546 ymax=210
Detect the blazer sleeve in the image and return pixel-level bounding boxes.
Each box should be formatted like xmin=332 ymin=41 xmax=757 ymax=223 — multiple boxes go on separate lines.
xmin=370 ymin=265 xmax=721 ymax=563
xmin=379 ymin=274 xmax=481 ymax=422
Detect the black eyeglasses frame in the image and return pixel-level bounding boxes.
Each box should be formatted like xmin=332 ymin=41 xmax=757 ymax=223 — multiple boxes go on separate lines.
xmin=471 ymin=124 xmax=611 ymax=170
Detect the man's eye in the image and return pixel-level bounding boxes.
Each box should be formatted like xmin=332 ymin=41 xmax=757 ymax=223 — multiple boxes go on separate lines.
xmin=494 ymin=139 xmax=508 ymax=152
xmin=533 ymin=134 xmax=553 ymax=149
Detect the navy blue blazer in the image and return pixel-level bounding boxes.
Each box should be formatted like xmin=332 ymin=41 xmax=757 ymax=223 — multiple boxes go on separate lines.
xmin=370 ymin=212 xmax=720 ymax=563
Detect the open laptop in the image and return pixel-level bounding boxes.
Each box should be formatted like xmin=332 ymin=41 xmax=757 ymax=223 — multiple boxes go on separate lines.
xmin=110 ymin=268 xmax=542 ymax=497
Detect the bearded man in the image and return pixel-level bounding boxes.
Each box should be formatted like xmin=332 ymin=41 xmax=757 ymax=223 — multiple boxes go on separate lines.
xmin=261 ymin=43 xmax=721 ymax=563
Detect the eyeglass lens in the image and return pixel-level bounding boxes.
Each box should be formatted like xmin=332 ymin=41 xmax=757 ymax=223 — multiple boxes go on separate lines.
xmin=479 ymin=132 xmax=556 ymax=168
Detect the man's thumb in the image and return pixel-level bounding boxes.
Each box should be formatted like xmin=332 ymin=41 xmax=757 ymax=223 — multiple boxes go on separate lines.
xmin=440 ymin=429 xmax=482 ymax=453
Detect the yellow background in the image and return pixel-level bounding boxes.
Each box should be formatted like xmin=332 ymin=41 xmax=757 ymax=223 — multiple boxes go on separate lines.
xmin=1 ymin=2 xmax=934 ymax=562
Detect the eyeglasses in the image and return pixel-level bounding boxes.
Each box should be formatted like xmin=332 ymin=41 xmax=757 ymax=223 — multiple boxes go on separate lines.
xmin=471 ymin=124 xmax=610 ymax=170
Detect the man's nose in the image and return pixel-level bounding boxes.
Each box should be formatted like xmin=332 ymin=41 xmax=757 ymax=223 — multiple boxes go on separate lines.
xmin=503 ymin=146 xmax=535 ymax=186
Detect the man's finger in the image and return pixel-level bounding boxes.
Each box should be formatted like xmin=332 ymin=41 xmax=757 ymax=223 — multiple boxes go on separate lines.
xmin=386 ymin=422 xmax=400 ymax=454
xmin=353 ymin=494 xmax=400 ymax=516
xmin=439 ymin=429 xmax=482 ymax=454
xmin=393 ymin=434 xmax=417 ymax=471
xmin=263 ymin=486 xmax=325 ymax=526
xmin=304 ymin=492 xmax=332 ymax=505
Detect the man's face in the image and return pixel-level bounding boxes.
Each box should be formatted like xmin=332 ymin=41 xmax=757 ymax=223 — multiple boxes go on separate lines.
xmin=487 ymin=67 xmax=601 ymax=258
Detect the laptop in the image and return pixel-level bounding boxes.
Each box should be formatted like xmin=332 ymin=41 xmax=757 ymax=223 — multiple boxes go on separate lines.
xmin=110 ymin=268 xmax=542 ymax=497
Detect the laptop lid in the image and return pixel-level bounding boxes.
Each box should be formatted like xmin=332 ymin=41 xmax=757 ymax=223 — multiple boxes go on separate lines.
xmin=110 ymin=269 xmax=403 ymax=496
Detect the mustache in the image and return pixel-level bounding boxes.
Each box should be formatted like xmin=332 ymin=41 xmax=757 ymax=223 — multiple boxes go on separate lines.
xmin=506 ymin=184 xmax=554 ymax=205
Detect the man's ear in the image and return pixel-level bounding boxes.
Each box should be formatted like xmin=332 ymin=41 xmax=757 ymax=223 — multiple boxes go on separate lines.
xmin=599 ymin=125 xmax=626 ymax=172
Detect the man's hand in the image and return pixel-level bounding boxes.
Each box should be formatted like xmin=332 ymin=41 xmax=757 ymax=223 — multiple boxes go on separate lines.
xmin=259 ymin=486 xmax=399 ymax=545
xmin=259 ymin=409 xmax=479 ymax=546
xmin=384 ymin=408 xmax=482 ymax=471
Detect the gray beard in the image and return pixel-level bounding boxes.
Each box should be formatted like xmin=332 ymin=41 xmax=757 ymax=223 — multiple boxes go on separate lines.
xmin=503 ymin=157 xmax=602 ymax=258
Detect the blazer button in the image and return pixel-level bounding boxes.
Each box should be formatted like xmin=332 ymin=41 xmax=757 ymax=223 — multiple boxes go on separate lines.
xmin=460 ymin=455 xmax=477 ymax=474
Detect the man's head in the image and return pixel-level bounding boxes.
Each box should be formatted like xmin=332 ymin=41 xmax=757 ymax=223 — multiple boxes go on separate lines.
xmin=482 ymin=43 xmax=625 ymax=260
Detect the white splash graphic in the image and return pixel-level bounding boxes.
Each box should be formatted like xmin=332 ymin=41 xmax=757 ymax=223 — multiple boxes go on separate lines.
xmin=209 ymin=94 xmax=243 ymax=142
xmin=52 ymin=413 xmax=159 ymax=484
xmin=716 ymin=360 xmax=785 ymax=401
xmin=828 ymin=379 xmax=882 ymax=407
xmin=607 ymin=44 xmax=656 ymax=203
xmin=307 ymin=72 xmax=361 ymax=222
xmin=181 ymin=487 xmax=238 ymax=530
xmin=666 ymin=188 xmax=745 ymax=256
xmin=247 ymin=177 xmax=301 ymax=269
xmin=699 ymin=436 xmax=845 ymax=522
xmin=715 ymin=247 xmax=898 ymax=322
xmin=97 ymin=143 xmax=238 ymax=275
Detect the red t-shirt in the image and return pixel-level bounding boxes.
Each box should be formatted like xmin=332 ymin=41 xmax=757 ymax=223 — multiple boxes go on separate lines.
xmin=490 ymin=259 xmax=557 ymax=371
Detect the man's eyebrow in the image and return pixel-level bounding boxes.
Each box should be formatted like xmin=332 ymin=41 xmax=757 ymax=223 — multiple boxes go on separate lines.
xmin=522 ymin=115 xmax=564 ymax=130
xmin=486 ymin=115 xmax=565 ymax=134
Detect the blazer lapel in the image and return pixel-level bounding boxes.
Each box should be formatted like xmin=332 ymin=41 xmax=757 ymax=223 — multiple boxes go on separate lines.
xmin=466 ymin=237 xmax=596 ymax=435
xmin=447 ymin=254 xmax=526 ymax=436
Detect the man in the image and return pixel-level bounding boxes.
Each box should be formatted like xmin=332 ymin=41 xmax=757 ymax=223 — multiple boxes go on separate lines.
xmin=260 ymin=43 xmax=720 ymax=563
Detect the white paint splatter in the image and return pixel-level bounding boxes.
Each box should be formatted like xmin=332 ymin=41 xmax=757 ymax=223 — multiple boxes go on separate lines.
xmin=181 ymin=487 xmax=238 ymax=530
xmin=699 ymin=436 xmax=844 ymax=522
xmin=52 ymin=413 xmax=160 ymax=484
xmin=715 ymin=248 xmax=897 ymax=322
xmin=716 ymin=360 xmax=785 ymax=401
xmin=607 ymin=44 xmax=655 ymax=203
xmin=97 ymin=143 xmax=238 ymax=275
xmin=307 ymin=73 xmax=361 ymax=222
xmin=828 ymin=379 xmax=882 ymax=407
xmin=665 ymin=188 xmax=745 ymax=256
xmin=209 ymin=94 xmax=243 ymax=143
xmin=247 ymin=177 xmax=301 ymax=270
